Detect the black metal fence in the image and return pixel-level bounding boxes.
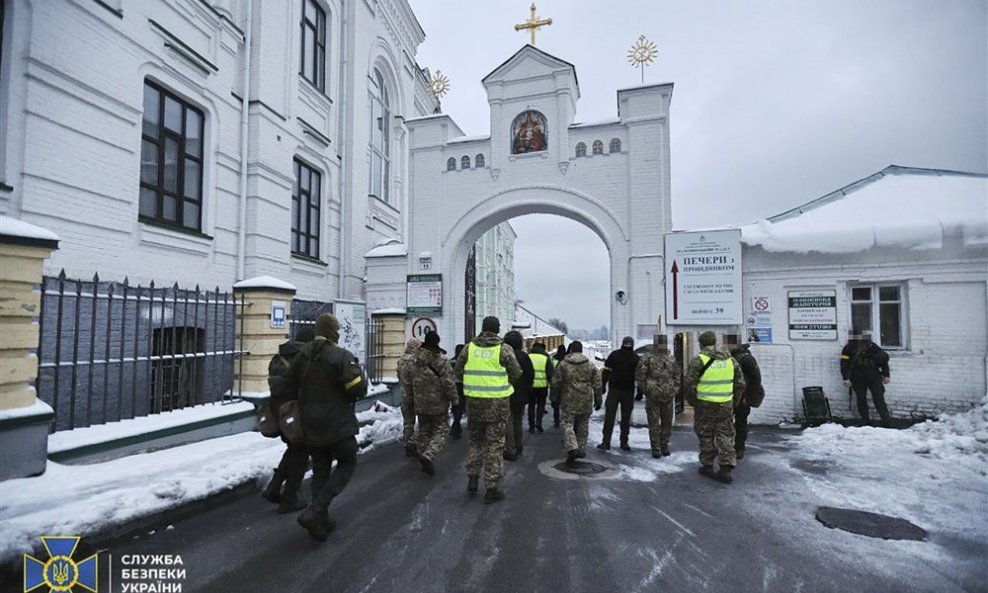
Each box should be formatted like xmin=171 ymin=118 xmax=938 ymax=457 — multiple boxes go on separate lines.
xmin=37 ymin=271 xmax=246 ymax=432
xmin=288 ymin=298 xmax=333 ymax=340
xmin=365 ymin=317 xmax=385 ymax=383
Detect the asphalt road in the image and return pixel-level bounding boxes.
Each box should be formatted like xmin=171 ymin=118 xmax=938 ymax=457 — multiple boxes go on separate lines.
xmin=89 ymin=418 xmax=984 ymax=593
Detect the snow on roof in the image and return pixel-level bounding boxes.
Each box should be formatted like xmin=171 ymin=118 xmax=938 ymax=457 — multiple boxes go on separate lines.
xmin=365 ymin=240 xmax=408 ymax=258
xmin=741 ymin=166 xmax=988 ymax=254
xmin=233 ymin=276 xmax=297 ymax=291
xmin=569 ymin=117 xmax=621 ymax=129
xmin=447 ymin=134 xmax=490 ymax=144
xmin=372 ymin=308 xmax=406 ymax=315
xmin=0 ymin=216 xmax=61 ymax=242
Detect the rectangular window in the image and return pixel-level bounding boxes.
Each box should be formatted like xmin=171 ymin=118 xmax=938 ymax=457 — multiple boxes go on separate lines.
xmin=300 ymin=0 xmax=327 ymax=91
xmin=140 ymin=81 xmax=205 ymax=230
xmin=849 ymin=283 xmax=906 ymax=348
xmin=292 ymin=158 xmax=321 ymax=259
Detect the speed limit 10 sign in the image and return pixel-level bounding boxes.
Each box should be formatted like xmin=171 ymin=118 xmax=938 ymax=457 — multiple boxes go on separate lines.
xmin=411 ymin=317 xmax=438 ymax=339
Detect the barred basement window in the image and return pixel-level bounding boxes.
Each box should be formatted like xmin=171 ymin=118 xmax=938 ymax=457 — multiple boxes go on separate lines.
xmin=300 ymin=0 xmax=327 ymax=91
xmin=292 ymin=159 xmax=321 ymax=259
xmin=461 ymin=155 xmax=471 ymax=170
xmin=592 ymin=140 xmax=604 ymax=155
xmin=140 ymin=80 xmax=205 ymax=230
xmin=575 ymin=142 xmax=587 ymax=157
xmin=475 ymin=154 xmax=485 ymax=168
xmin=446 ymin=157 xmax=456 ymax=171
xmin=850 ymin=284 xmax=906 ymax=348
xmin=609 ymin=138 xmax=622 ymax=153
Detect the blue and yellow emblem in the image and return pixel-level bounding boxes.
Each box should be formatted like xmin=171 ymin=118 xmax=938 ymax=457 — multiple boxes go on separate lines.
xmin=23 ymin=536 xmax=97 ymax=593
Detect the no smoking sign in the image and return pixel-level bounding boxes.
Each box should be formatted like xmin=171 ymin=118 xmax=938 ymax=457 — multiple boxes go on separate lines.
xmin=752 ymin=297 xmax=771 ymax=313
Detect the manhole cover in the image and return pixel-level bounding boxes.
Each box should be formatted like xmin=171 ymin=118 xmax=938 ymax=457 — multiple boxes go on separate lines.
xmin=815 ymin=507 xmax=928 ymax=541
xmin=553 ymin=461 xmax=608 ymax=475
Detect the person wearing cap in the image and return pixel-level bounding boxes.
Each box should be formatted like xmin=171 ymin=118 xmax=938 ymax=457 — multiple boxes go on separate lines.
xmin=408 ymin=331 xmax=459 ymax=476
xmin=276 ymin=313 xmax=367 ymax=541
xmin=724 ymin=334 xmax=763 ymax=460
xmin=635 ymin=335 xmax=681 ymax=458
xmin=453 ymin=316 xmax=522 ymax=503
xmin=685 ymin=331 xmax=744 ymax=484
xmin=551 ymin=341 xmax=603 ymax=465
xmin=550 ymin=344 xmax=568 ymax=428
xmin=397 ymin=338 xmax=422 ymax=458
xmin=840 ymin=329 xmax=891 ymax=425
xmin=597 ymin=336 xmax=641 ymax=451
xmin=527 ymin=342 xmax=554 ymax=433
xmin=261 ymin=325 xmax=315 ymax=512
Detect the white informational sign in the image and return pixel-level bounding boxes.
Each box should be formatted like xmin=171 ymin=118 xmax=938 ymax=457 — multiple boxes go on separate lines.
xmin=406 ymin=274 xmax=442 ymax=316
xmin=788 ymin=290 xmax=837 ymax=340
xmin=411 ymin=317 xmax=438 ymax=340
xmin=271 ymin=300 xmax=286 ymax=329
xmin=335 ymin=300 xmax=367 ymax=364
xmin=664 ymin=229 xmax=742 ymax=325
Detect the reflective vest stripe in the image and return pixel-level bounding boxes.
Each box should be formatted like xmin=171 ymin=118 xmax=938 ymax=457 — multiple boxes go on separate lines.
xmin=696 ymin=353 xmax=734 ymax=403
xmin=463 ymin=343 xmax=511 ymax=398
xmin=530 ymin=353 xmax=549 ymax=388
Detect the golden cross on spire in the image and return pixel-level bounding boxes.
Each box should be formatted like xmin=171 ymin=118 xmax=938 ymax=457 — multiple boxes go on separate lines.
xmin=514 ymin=3 xmax=552 ymax=46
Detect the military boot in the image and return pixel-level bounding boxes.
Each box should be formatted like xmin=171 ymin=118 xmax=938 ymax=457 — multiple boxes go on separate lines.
xmin=716 ymin=465 xmax=734 ymax=484
xmin=699 ymin=465 xmax=717 ymax=479
xmin=661 ymin=446 xmax=671 ymax=457
xmin=420 ymin=456 xmax=436 ymax=476
xmin=484 ymin=488 xmax=505 ymax=504
xmin=467 ymin=476 xmax=479 ymax=494
xmin=405 ymin=442 xmax=420 ymax=458
xmin=297 ymin=503 xmax=335 ymax=542
xmin=596 ymin=442 xmax=610 ymax=451
xmin=735 ymin=447 xmax=745 ymax=460
xmin=651 ymin=451 xmax=662 ymax=459
xmin=277 ymin=492 xmax=309 ymax=514
xmin=565 ymin=449 xmax=580 ymax=466
xmin=619 ymin=442 xmax=631 ymax=451
xmin=261 ymin=469 xmax=284 ymax=504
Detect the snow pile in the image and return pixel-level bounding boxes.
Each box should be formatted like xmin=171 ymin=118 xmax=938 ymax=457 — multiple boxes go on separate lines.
xmin=741 ymin=172 xmax=988 ymax=253
xmin=0 ymin=403 xmax=402 ymax=566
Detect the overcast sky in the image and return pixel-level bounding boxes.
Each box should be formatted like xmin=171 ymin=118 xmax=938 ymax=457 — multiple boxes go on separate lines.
xmin=408 ymin=0 xmax=987 ymax=330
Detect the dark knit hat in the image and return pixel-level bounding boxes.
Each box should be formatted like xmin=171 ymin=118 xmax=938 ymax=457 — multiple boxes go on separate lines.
xmin=482 ymin=316 xmax=500 ymax=334
xmin=621 ymin=336 xmax=634 ymax=347
xmin=315 ymin=313 xmax=341 ymax=339
xmin=568 ymin=341 xmax=583 ymax=353
xmin=503 ymin=330 xmax=523 ymax=350
xmin=698 ymin=331 xmax=717 ymax=347
xmin=423 ymin=330 xmax=441 ymax=348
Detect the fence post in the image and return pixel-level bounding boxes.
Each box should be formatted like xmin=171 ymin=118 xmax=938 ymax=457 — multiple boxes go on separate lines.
xmin=232 ymin=276 xmax=296 ymax=398
xmin=0 ymin=217 xmax=59 ymax=480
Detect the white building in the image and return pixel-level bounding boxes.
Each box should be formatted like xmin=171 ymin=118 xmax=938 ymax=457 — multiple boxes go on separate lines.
xmin=473 ymin=221 xmax=516 ymax=331
xmin=738 ymin=166 xmax=987 ymax=425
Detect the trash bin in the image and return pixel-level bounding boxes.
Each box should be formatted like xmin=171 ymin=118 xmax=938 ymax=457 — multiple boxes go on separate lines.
xmin=802 ymin=386 xmax=832 ymax=425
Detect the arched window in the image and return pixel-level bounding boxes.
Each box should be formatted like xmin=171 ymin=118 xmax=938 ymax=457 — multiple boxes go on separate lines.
xmin=510 ymin=110 xmax=547 ymax=154
xmin=475 ymin=154 xmax=485 ymax=168
xmin=446 ymin=157 xmax=456 ymax=171
xmin=369 ymin=68 xmax=391 ymax=202
xmin=609 ymin=138 xmax=622 ymax=153
xmin=461 ymin=155 xmax=471 ymax=169
xmin=592 ymin=140 xmax=604 ymax=155
xmin=575 ymin=142 xmax=587 ymax=158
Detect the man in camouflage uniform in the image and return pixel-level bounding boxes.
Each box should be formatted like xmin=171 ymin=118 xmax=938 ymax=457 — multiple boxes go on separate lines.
xmin=636 ymin=335 xmax=681 ymax=458
xmin=397 ymin=338 xmax=421 ymax=458
xmin=454 ymin=316 xmax=522 ymax=503
xmin=686 ymin=331 xmax=744 ymax=484
xmin=409 ymin=331 xmax=459 ymax=476
xmin=550 ymin=341 xmax=603 ymax=466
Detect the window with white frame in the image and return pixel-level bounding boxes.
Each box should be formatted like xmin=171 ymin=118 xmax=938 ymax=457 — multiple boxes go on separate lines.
xmin=369 ymin=68 xmax=391 ymax=202
xmin=850 ymin=284 xmax=905 ymax=348
xmin=300 ymin=0 xmax=327 ymax=91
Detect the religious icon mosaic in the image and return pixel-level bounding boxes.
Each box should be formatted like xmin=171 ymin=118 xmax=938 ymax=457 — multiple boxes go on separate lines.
xmin=511 ymin=110 xmax=547 ymax=154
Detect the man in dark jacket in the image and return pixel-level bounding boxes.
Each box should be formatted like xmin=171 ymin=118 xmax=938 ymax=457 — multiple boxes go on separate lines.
xmin=503 ymin=330 xmax=534 ymax=460
xmin=550 ymin=345 xmax=567 ymax=428
xmin=277 ymin=313 xmax=367 ymax=541
xmin=527 ymin=342 xmax=554 ymax=433
xmin=726 ymin=334 xmax=762 ymax=460
xmin=598 ymin=336 xmax=640 ymax=451
xmin=841 ymin=329 xmax=892 ymax=425
xmin=449 ymin=344 xmax=466 ymax=438
xmin=262 ymin=326 xmax=314 ymax=513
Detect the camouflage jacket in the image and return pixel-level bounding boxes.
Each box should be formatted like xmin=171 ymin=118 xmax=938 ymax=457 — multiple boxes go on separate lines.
xmin=410 ymin=347 xmax=458 ymax=414
xmin=550 ymin=353 xmax=603 ymax=414
xmin=454 ymin=332 xmax=522 ymax=422
xmin=396 ymin=339 xmax=421 ymax=395
xmin=635 ymin=349 xmax=681 ymax=404
xmin=684 ymin=346 xmax=744 ymax=407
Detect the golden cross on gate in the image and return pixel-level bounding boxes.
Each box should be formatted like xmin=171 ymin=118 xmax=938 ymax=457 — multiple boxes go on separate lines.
xmin=514 ymin=3 xmax=552 ymax=46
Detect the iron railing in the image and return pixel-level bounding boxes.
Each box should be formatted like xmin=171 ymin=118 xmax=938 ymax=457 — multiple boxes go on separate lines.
xmin=37 ymin=271 xmax=246 ymax=432
xmin=288 ymin=298 xmax=333 ymax=340
xmin=365 ymin=318 xmax=385 ymax=383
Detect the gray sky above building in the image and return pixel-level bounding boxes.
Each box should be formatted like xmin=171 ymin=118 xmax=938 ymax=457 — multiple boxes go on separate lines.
xmin=409 ymin=0 xmax=988 ymax=330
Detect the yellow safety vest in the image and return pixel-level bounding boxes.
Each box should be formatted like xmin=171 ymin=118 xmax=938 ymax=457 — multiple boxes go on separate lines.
xmin=463 ymin=343 xmax=512 ymax=398
xmin=530 ymin=353 xmax=549 ymax=388
xmin=696 ymin=353 xmax=734 ymax=403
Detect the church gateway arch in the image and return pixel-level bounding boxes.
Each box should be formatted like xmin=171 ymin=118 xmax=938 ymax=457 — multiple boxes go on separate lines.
xmin=402 ymin=45 xmax=672 ymax=343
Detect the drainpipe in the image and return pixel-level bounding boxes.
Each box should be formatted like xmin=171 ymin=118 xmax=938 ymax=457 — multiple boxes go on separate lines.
xmin=624 ymin=253 xmax=664 ymax=338
xmin=336 ymin=0 xmax=351 ymax=299
xmin=236 ymin=0 xmax=253 ymax=281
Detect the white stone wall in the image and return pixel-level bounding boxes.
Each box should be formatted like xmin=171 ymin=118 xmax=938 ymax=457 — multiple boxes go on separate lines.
xmin=742 ymin=245 xmax=988 ymax=424
xmin=474 ymin=221 xmax=516 ymax=329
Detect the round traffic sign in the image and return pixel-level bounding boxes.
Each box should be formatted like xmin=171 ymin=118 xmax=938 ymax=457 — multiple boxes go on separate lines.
xmin=411 ymin=317 xmax=437 ymax=339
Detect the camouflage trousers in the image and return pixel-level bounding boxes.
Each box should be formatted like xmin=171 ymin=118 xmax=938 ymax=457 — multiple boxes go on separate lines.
xmin=561 ymin=411 xmax=591 ymax=453
xmin=465 ymin=416 xmax=507 ymax=489
xmin=645 ymin=399 xmax=676 ymax=454
xmin=693 ymin=401 xmax=736 ymax=467
xmin=416 ymin=413 xmax=450 ymax=462
xmin=400 ymin=390 xmax=416 ymax=446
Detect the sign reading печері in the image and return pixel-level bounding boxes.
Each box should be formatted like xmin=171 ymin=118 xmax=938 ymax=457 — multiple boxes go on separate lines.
xmin=664 ymin=229 xmax=742 ymax=326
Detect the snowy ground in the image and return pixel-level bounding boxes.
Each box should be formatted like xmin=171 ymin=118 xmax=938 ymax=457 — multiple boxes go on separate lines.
xmin=0 ymin=402 xmax=403 ymax=566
